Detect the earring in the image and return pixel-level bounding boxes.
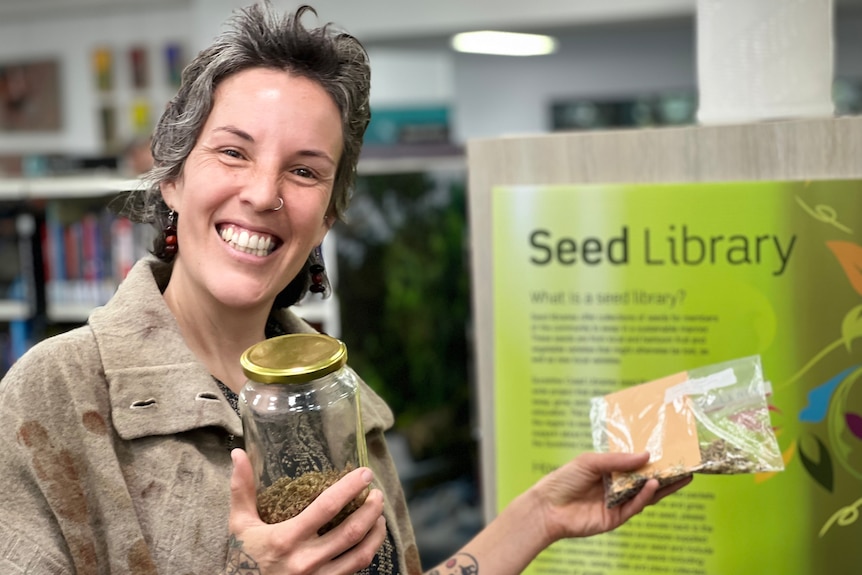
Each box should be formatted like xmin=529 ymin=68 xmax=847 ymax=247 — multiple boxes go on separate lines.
xmin=161 ymin=210 xmax=178 ymax=258
xmin=308 ymin=245 xmax=329 ymax=295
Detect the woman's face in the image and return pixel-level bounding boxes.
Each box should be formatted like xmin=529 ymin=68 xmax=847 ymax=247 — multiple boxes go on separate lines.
xmin=161 ymin=67 xmax=342 ymax=311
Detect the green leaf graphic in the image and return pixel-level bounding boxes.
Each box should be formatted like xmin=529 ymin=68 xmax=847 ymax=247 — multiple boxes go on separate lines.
xmin=841 ymin=304 xmax=862 ymax=353
xmin=799 ymin=434 xmax=834 ymax=493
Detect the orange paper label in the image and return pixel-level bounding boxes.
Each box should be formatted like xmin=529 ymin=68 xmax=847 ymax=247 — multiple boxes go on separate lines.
xmin=603 ymin=371 xmax=701 ymax=478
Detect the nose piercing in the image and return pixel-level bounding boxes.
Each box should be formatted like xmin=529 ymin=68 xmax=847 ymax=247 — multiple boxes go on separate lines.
xmin=271 ymin=197 xmax=284 ymax=212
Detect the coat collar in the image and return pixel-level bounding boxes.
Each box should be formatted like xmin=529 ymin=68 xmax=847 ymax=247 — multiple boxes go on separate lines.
xmin=88 ymin=258 xmax=393 ymax=441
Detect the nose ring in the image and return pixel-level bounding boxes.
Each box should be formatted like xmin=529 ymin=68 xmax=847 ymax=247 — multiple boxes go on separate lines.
xmin=271 ymin=197 xmax=284 ymax=212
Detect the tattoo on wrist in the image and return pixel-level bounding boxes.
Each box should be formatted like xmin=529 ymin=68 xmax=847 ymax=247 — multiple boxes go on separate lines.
xmin=430 ymin=552 xmax=479 ymax=574
xmin=222 ymin=534 xmax=261 ymax=575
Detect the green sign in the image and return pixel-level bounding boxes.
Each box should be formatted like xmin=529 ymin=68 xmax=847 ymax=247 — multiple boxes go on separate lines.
xmin=492 ymin=181 xmax=862 ymax=575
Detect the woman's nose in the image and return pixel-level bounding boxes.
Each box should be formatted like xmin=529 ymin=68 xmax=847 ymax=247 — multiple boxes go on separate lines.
xmin=239 ymin=167 xmax=283 ymax=212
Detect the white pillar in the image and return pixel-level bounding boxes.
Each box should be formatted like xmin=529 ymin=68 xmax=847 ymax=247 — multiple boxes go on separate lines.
xmin=696 ymin=0 xmax=835 ymax=124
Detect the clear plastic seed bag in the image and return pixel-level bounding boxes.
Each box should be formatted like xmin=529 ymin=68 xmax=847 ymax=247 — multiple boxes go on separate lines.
xmin=590 ymin=355 xmax=784 ymax=507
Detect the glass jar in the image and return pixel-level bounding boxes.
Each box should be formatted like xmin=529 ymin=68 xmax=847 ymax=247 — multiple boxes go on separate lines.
xmin=239 ymin=333 xmax=368 ymax=527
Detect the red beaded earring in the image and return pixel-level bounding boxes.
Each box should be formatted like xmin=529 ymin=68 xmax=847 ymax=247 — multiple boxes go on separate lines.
xmin=161 ymin=210 xmax=178 ymax=259
xmin=308 ymin=245 xmax=329 ymax=295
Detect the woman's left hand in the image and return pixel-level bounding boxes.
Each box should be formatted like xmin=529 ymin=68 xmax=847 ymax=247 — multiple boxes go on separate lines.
xmin=532 ymin=451 xmax=692 ymax=543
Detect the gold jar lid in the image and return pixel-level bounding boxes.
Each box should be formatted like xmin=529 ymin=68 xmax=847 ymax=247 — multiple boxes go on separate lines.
xmin=240 ymin=333 xmax=348 ymax=384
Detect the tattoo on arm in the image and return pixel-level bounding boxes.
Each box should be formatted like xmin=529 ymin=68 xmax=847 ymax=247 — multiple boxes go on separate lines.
xmin=429 ymin=552 xmax=479 ymax=574
xmin=221 ymin=534 xmax=261 ymax=575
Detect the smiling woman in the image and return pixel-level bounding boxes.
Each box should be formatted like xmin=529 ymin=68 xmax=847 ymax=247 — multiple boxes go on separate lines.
xmin=0 ymin=3 xmax=689 ymax=575
xmin=0 ymin=4 xmax=403 ymax=574
xmin=157 ymin=68 xmax=341 ymax=333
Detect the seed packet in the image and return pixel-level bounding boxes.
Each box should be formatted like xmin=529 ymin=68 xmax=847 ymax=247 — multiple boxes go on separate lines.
xmin=589 ymin=355 xmax=784 ymax=507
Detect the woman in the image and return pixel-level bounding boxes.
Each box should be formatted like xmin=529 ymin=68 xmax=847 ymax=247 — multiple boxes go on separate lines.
xmin=0 ymin=3 xmax=689 ymax=574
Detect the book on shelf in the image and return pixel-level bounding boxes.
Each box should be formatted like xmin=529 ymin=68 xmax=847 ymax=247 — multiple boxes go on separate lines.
xmin=40 ymin=199 xmax=153 ymax=312
xmin=0 ymin=210 xmax=31 ymax=309
xmin=2 ymin=319 xmax=32 ymax=371
xmin=0 ymin=209 xmax=35 ymax=372
xmin=0 ymin=216 xmax=21 ymax=300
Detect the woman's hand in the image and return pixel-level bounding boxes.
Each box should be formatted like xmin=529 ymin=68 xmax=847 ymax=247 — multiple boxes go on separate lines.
xmin=424 ymin=451 xmax=691 ymax=575
xmin=533 ymin=451 xmax=692 ymax=544
xmin=223 ymin=449 xmax=386 ymax=575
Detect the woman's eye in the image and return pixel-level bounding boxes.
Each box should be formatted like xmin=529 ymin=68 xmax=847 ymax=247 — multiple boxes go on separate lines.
xmin=222 ymin=149 xmax=243 ymax=159
xmin=293 ymin=167 xmax=315 ymax=179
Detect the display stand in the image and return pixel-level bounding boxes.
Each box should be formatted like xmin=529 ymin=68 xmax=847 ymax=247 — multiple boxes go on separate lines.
xmin=467 ymin=116 xmax=862 ymax=574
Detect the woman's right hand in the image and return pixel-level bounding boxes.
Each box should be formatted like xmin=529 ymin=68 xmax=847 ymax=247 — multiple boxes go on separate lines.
xmin=223 ymin=448 xmax=386 ymax=575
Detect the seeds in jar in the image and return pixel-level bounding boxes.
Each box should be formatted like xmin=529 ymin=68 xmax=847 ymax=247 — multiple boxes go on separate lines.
xmin=257 ymin=466 xmax=369 ymax=533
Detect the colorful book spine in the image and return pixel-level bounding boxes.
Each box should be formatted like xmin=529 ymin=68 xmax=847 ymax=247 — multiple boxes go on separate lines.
xmin=35 ymin=200 xmax=156 ymax=315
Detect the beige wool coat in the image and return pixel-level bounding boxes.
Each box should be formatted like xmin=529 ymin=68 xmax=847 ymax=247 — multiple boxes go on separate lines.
xmin=0 ymin=257 xmax=422 ymax=574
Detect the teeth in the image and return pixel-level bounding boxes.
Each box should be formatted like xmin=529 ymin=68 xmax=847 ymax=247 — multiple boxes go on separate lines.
xmin=219 ymin=225 xmax=276 ymax=256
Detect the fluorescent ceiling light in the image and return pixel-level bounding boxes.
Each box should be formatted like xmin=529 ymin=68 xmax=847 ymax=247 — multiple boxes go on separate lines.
xmin=451 ymin=31 xmax=558 ymax=56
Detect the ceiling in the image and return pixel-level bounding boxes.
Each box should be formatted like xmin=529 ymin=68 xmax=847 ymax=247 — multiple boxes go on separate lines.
xmin=0 ymin=0 xmax=859 ymax=45
xmin=0 ymin=0 xmax=189 ymax=21
xmin=0 ymin=0 xmax=693 ymax=33
xmin=0 ymin=0 xmax=696 ymax=51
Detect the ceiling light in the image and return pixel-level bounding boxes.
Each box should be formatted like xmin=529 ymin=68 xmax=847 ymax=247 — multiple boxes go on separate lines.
xmin=451 ymin=31 xmax=558 ymax=56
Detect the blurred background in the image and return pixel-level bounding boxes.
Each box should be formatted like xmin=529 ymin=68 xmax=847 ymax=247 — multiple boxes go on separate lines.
xmin=1 ymin=0 xmax=862 ymax=569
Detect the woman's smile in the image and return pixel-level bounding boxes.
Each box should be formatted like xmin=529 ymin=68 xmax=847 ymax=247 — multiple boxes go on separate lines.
xmin=218 ymin=223 xmax=281 ymax=257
